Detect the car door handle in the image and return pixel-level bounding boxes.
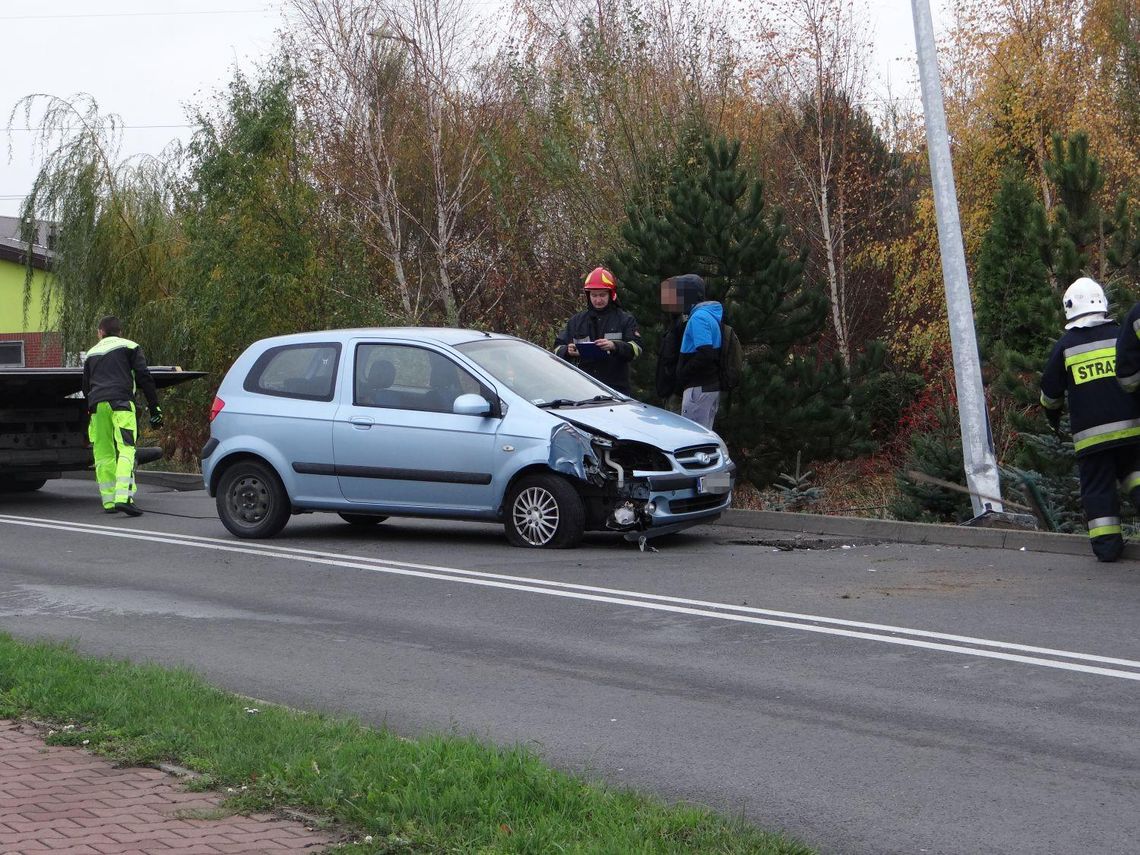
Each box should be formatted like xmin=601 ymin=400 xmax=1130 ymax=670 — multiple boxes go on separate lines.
xmin=349 ymin=416 xmax=374 ymax=429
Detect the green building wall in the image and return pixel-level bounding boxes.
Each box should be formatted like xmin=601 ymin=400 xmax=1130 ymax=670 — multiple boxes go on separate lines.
xmin=0 ymin=259 xmax=55 ymax=333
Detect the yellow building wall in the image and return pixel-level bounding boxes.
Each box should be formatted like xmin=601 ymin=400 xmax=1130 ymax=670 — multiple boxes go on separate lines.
xmin=0 ymin=259 xmax=55 ymax=333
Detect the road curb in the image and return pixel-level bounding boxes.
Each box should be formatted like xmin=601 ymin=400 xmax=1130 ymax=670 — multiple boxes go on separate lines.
xmin=714 ymin=507 xmax=1140 ymax=560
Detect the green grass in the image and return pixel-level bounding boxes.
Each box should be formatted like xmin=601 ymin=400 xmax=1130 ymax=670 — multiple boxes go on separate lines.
xmin=0 ymin=633 xmax=813 ymax=854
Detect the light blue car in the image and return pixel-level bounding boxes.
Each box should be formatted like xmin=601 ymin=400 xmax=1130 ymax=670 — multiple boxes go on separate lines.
xmin=201 ymin=329 xmax=735 ymax=548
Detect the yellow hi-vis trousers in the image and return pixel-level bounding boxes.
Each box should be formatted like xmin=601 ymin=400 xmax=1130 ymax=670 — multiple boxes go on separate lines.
xmin=88 ymin=401 xmax=137 ymax=508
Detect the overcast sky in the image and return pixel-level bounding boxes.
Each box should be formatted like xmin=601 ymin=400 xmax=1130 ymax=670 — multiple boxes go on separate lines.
xmin=1 ymin=0 xmax=946 ymax=220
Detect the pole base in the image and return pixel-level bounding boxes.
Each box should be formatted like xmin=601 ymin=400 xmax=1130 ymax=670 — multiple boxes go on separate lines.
xmin=960 ymin=509 xmax=1038 ymax=530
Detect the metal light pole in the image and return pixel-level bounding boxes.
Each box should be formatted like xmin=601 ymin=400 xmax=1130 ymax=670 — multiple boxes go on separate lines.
xmin=911 ymin=0 xmax=1002 ymax=516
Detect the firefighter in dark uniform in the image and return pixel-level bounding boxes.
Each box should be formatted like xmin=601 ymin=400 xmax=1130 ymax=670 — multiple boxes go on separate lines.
xmin=83 ymin=315 xmax=163 ymax=516
xmin=1115 ymin=297 xmax=1140 ymax=394
xmin=554 ymin=267 xmax=643 ymax=395
xmin=1040 ymin=277 xmax=1140 ymax=561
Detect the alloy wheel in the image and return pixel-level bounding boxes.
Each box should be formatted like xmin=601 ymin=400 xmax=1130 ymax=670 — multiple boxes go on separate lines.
xmin=512 ymin=485 xmax=560 ymax=546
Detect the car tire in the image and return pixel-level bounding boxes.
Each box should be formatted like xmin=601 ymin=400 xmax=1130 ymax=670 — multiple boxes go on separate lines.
xmin=3 ymin=479 xmax=47 ymax=493
xmin=216 ymin=460 xmax=291 ymax=539
xmin=338 ymin=513 xmax=389 ymax=526
xmin=504 ymin=472 xmax=584 ymax=549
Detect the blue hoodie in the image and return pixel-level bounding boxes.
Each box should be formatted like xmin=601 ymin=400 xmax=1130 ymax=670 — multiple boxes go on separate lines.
xmin=678 ymin=300 xmax=724 ymax=391
xmin=681 ymin=301 xmax=723 ymax=353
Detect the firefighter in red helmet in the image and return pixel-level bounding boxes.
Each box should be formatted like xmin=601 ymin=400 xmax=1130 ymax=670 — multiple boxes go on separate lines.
xmin=554 ymin=267 xmax=643 ymax=395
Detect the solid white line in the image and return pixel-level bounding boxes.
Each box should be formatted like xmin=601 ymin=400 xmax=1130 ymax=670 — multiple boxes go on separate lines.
xmin=2 ymin=514 xmax=1133 ymax=669
xmin=2 ymin=514 xmax=1139 ymax=681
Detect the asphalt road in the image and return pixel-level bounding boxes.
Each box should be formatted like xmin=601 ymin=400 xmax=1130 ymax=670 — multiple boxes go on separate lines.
xmin=0 ymin=479 xmax=1137 ymax=855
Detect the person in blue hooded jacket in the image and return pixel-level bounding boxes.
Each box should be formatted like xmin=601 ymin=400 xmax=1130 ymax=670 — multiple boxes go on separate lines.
xmin=659 ymin=273 xmax=722 ymax=430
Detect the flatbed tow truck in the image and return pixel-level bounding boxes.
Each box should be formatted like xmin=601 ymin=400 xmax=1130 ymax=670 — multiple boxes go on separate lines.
xmin=0 ymin=367 xmax=205 ymax=492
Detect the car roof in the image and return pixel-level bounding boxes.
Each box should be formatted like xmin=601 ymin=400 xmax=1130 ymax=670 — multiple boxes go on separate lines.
xmin=251 ymin=328 xmax=518 ymax=348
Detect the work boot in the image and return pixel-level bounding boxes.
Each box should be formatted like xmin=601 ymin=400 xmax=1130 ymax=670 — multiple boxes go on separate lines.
xmin=103 ymin=506 xmax=119 ymax=514
xmin=1092 ymin=534 xmax=1124 ymax=562
xmin=115 ymin=501 xmax=143 ymax=517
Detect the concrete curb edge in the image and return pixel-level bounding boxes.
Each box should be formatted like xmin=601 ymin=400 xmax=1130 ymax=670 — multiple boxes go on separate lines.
xmin=714 ymin=508 xmax=1137 ymax=560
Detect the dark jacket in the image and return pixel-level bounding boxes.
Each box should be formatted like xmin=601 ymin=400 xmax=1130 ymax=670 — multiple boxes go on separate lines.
xmin=1040 ymin=319 xmax=1140 ymax=457
xmin=656 ymin=316 xmax=685 ymax=398
xmin=1116 ymin=302 xmax=1140 ymax=393
xmin=554 ymin=303 xmax=642 ymax=394
xmin=83 ymin=335 xmax=159 ymax=411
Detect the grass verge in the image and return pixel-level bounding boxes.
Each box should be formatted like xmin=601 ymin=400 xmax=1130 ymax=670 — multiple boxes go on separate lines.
xmin=0 ymin=633 xmax=813 ymax=854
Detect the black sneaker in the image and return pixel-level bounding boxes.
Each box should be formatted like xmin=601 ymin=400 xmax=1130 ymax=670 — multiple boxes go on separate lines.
xmin=115 ymin=502 xmax=143 ymax=517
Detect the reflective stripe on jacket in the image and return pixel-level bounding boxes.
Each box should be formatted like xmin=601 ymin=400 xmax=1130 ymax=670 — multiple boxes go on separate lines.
xmin=1040 ymin=320 xmax=1140 ymax=457
xmin=83 ymin=336 xmax=159 ymax=410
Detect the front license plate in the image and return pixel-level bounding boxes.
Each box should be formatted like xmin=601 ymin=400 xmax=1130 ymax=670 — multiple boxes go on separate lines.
xmin=698 ymin=473 xmax=732 ymax=494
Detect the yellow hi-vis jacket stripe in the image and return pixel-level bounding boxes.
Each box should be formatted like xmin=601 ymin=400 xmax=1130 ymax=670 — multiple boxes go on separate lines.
xmin=1064 ymin=344 xmax=1116 ymax=385
xmin=1072 ymin=418 xmax=1140 ymax=453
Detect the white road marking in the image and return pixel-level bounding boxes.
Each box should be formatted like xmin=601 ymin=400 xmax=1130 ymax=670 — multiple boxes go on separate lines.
xmin=2 ymin=513 xmax=1139 ymax=681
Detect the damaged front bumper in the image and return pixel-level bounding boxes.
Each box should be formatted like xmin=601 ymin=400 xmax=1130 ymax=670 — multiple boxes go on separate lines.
xmin=548 ymin=421 xmax=735 ymax=536
xmin=613 ymin=465 xmax=735 ymax=537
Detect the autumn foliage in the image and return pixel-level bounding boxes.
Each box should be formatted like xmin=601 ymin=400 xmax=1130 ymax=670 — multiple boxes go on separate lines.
xmin=12 ymin=0 xmax=1140 ymax=505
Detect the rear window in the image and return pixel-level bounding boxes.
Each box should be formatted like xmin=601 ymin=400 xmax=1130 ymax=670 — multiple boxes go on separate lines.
xmin=243 ymin=343 xmax=341 ymax=401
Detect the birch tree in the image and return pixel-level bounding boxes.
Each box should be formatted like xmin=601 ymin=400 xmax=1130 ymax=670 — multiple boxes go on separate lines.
xmin=380 ymin=0 xmax=498 ymax=324
xmin=289 ymin=0 xmax=498 ymax=324
xmin=288 ymin=0 xmax=418 ymax=319
xmin=751 ymin=0 xmax=873 ymax=369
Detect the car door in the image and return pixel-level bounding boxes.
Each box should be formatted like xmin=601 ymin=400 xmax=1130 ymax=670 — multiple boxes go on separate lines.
xmin=332 ymin=341 xmax=501 ymax=513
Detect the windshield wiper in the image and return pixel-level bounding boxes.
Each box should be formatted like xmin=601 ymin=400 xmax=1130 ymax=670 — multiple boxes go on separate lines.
xmin=580 ymin=394 xmax=621 ymax=404
xmin=536 ymin=398 xmax=581 ymax=409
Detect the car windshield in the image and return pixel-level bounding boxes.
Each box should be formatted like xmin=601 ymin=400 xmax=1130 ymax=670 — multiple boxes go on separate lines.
xmin=456 ymin=338 xmax=625 ymax=407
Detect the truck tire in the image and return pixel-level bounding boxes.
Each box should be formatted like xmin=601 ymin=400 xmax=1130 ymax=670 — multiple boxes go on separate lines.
xmin=216 ymin=460 xmax=291 ymax=539
xmin=504 ymin=472 xmax=584 ymax=548
xmin=337 ymin=513 xmax=389 ymax=526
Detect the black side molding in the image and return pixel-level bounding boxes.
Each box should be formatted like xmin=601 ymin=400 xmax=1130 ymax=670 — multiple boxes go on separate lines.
xmin=294 ymin=461 xmax=491 ymax=485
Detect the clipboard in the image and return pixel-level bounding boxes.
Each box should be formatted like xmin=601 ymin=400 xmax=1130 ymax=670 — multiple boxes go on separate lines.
xmin=574 ymin=341 xmax=604 ymax=361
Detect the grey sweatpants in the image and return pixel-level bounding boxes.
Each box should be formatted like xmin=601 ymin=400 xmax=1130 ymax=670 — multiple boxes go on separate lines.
xmin=681 ymin=387 xmax=720 ymax=430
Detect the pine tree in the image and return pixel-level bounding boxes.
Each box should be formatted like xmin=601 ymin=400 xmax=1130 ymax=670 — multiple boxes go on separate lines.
xmin=974 ymin=167 xmax=1060 ymax=359
xmin=1043 ymin=132 xmax=1110 ymax=287
xmin=773 ymin=452 xmax=824 ymax=511
xmin=889 ymin=411 xmax=974 ymax=523
xmin=611 ymin=136 xmax=864 ymax=486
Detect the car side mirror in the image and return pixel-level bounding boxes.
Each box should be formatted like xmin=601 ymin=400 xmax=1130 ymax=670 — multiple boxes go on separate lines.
xmin=453 ymin=393 xmax=493 ymax=416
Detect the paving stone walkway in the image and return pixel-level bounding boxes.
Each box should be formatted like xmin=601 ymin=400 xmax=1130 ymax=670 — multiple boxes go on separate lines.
xmin=0 ymin=720 xmax=337 ymax=854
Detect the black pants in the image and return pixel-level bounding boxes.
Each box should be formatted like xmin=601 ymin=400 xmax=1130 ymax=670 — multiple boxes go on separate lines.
xmin=1077 ymin=444 xmax=1140 ymax=561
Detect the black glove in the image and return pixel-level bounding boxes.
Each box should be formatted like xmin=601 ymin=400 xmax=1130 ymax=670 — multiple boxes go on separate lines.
xmin=1044 ymin=408 xmax=1070 ymax=441
xmin=148 ymin=406 xmax=164 ymax=428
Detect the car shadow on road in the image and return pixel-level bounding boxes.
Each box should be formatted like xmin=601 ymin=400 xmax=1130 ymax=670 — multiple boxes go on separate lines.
xmin=282 ymin=518 xmax=707 ymax=553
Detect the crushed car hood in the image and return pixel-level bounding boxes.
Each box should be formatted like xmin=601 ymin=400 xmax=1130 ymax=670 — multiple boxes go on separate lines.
xmin=558 ymin=401 xmax=719 ymax=451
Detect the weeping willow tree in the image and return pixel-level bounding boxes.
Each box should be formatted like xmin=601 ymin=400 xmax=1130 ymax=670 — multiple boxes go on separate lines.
xmin=12 ymin=94 xmax=186 ymax=364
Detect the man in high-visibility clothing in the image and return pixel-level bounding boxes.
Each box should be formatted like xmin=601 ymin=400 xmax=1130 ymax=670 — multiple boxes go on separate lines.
xmin=82 ymin=316 xmax=163 ymax=516
xmin=1040 ymin=277 xmax=1140 ymax=561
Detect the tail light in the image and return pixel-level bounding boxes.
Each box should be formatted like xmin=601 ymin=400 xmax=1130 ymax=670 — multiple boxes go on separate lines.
xmin=209 ymin=397 xmax=225 ymax=422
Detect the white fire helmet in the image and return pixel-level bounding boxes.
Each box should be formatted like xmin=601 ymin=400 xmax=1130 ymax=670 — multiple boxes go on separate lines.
xmin=1063 ymin=277 xmax=1108 ymax=328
